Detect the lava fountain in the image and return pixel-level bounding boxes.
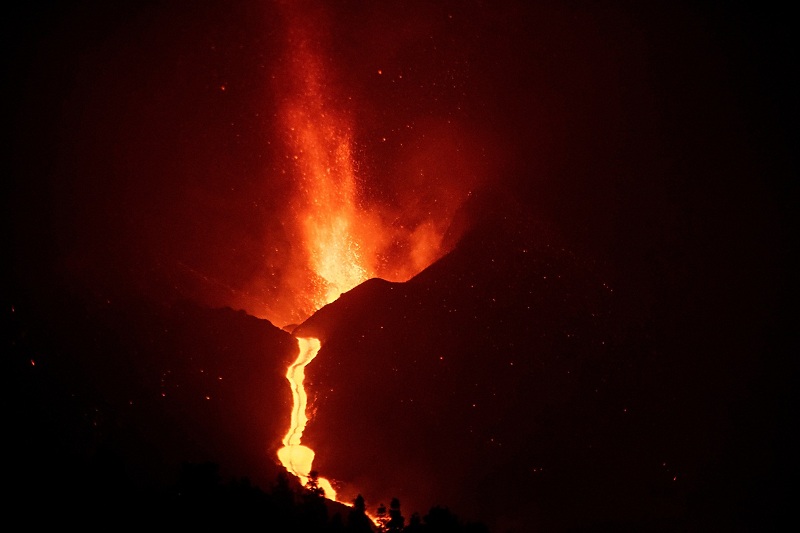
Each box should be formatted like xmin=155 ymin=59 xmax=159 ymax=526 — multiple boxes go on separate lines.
xmin=271 ymin=4 xmax=472 ymax=503
xmin=272 ymin=6 xmax=377 ymax=502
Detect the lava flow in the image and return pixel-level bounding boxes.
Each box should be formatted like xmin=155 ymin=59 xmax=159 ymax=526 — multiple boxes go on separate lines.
xmin=271 ymin=8 xmax=375 ymax=502
xmin=271 ymin=4 xmax=463 ymax=504
xmin=277 ymin=336 xmax=337 ymax=499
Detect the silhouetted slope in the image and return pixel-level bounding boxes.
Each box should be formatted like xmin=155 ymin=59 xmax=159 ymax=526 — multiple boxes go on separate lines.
xmin=294 ymin=185 xmax=786 ymax=532
xmin=4 ymin=287 xmax=296 ymax=513
xmin=294 ymin=193 xmax=623 ymax=531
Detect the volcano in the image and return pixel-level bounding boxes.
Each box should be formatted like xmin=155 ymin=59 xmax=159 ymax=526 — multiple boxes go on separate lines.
xmin=293 ymin=193 xmax=619 ymax=530
xmin=4 ymin=188 xmax=779 ymax=531
xmin=5 ymin=1 xmax=792 ymax=531
xmin=1 ymin=192 xmax=608 ymax=526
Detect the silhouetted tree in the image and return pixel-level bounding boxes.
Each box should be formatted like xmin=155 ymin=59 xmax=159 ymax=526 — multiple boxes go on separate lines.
xmin=376 ymin=502 xmax=389 ymax=531
xmin=306 ymin=470 xmax=327 ymax=499
xmin=424 ymin=505 xmax=461 ymax=533
xmin=50 ymin=449 xmax=494 ymax=533
xmin=347 ymin=494 xmax=374 ymax=533
xmin=405 ymin=512 xmax=424 ymax=533
xmin=264 ymin=471 xmax=297 ymax=530
xmin=388 ymin=497 xmax=405 ymax=532
xmin=299 ymin=470 xmax=328 ymax=532
xmin=272 ymin=471 xmax=295 ymax=507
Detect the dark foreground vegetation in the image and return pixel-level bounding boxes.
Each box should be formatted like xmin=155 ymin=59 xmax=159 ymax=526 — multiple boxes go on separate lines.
xmin=4 ymin=293 xmax=489 ymax=531
xmin=165 ymin=463 xmax=491 ymax=533
xmin=14 ymin=457 xmax=489 ymax=532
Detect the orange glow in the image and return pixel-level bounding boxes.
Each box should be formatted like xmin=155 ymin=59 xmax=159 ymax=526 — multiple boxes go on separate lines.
xmin=269 ymin=4 xmax=472 ymax=508
xmin=244 ymin=6 xmax=481 ymax=329
xmin=277 ymin=336 xmax=337 ymax=499
xmin=271 ymin=20 xmax=374 ymax=501
xmin=268 ymin=9 xmax=378 ymax=504
xmin=280 ymin=27 xmax=379 ymax=313
xmin=287 ymin=105 xmax=369 ymax=309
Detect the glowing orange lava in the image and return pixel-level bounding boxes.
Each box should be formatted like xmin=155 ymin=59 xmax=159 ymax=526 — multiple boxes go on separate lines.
xmin=271 ymin=7 xmax=378 ymax=502
xmin=269 ymin=4 xmax=464 ymax=507
xmin=277 ymin=336 xmax=337 ymax=499
xmin=281 ymin=23 xmax=381 ymax=316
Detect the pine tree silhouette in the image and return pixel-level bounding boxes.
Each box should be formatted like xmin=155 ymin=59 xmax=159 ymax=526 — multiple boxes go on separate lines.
xmin=347 ymin=494 xmax=374 ymax=532
xmin=299 ymin=470 xmax=328 ymax=532
xmin=388 ymin=497 xmax=405 ymax=532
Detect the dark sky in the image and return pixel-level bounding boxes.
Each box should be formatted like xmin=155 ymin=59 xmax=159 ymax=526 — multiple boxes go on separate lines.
xmin=6 ymin=1 xmax=792 ymax=309
xmin=4 ymin=0 xmax=794 ymax=530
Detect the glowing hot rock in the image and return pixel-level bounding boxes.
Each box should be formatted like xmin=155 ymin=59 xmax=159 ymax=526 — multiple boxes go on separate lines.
xmin=270 ymin=2 xmax=457 ymax=508
xmin=278 ymin=337 xmax=337 ymax=499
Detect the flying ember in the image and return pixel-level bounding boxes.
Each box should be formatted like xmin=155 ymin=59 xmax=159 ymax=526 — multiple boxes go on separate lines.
xmin=271 ymin=3 xmax=458 ymax=505
xmin=271 ymin=7 xmax=375 ymax=503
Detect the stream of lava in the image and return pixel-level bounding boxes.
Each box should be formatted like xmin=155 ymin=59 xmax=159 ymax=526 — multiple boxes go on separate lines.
xmin=269 ymin=3 xmax=452 ymax=507
xmin=277 ymin=336 xmax=337 ymax=499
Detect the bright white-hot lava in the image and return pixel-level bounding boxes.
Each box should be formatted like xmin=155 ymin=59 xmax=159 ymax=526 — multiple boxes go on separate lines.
xmin=270 ymin=3 xmax=462 ymax=507
xmin=278 ymin=336 xmax=337 ymax=499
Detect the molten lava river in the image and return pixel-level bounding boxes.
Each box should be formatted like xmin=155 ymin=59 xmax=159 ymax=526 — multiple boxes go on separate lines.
xmin=267 ymin=6 xmax=464 ymax=509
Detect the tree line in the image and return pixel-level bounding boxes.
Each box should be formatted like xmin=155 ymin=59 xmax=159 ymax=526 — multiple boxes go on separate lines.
xmin=163 ymin=462 xmax=492 ymax=532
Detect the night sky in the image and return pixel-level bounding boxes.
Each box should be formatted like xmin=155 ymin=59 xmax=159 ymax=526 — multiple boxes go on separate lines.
xmin=4 ymin=1 xmax=794 ymax=531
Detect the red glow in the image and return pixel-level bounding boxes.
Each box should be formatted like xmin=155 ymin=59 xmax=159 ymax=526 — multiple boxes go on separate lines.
xmin=266 ymin=3 xmax=474 ymax=506
xmin=241 ymin=4 xmax=488 ymax=330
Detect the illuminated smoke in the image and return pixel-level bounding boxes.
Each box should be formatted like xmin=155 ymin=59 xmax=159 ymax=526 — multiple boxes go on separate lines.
xmin=271 ymin=7 xmax=378 ymax=504
xmin=270 ymin=3 xmax=478 ymax=506
xmin=241 ymin=2 xmax=489 ymax=330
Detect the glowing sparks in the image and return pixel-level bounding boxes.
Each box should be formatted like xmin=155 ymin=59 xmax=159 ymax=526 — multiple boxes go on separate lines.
xmin=275 ymin=41 xmax=372 ymax=499
xmin=282 ymin=46 xmax=374 ymax=311
xmin=270 ymin=2 xmax=462 ymax=507
xmin=249 ymin=4 xmax=468 ymax=329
